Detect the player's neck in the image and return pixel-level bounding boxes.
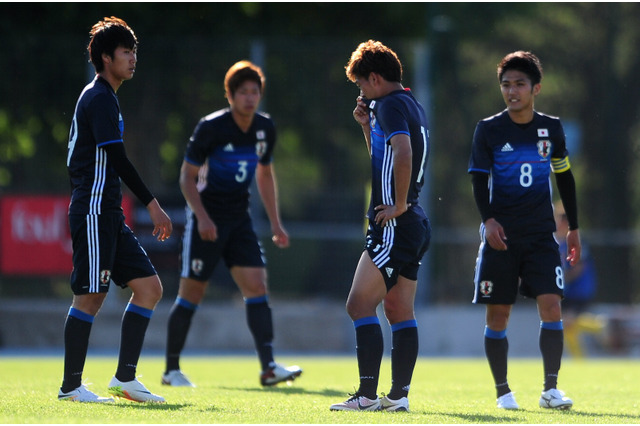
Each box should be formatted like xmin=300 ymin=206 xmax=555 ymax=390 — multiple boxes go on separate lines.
xmin=231 ymin=109 xmax=253 ymax=132
xmin=98 ymin=72 xmax=123 ymax=93
xmin=507 ymin=107 xmax=534 ymax=124
xmin=377 ymin=81 xmax=404 ymax=98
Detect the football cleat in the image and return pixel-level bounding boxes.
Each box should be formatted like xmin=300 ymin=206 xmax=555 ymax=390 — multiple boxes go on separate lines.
xmin=260 ymin=362 xmax=302 ymax=386
xmin=539 ymin=388 xmax=573 ymax=409
xmin=162 ymin=370 xmax=196 ymax=387
xmin=496 ymin=391 xmax=519 ymax=410
xmin=58 ymin=384 xmax=114 ymax=403
xmin=108 ymin=376 xmax=165 ymax=403
xmin=330 ymin=393 xmax=381 ymax=411
xmin=379 ymin=395 xmax=409 ymax=412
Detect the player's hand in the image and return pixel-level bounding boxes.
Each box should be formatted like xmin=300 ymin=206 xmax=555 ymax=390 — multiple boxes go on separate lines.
xmin=374 ymin=203 xmax=409 ymax=227
xmin=353 ymin=96 xmax=370 ymax=128
xmin=271 ymin=225 xmax=289 ymax=248
xmin=198 ymin=215 xmax=218 ymax=242
xmin=566 ymin=229 xmax=581 ymax=266
xmin=484 ymin=218 xmax=507 ymax=251
xmin=147 ymin=199 xmax=172 ymax=242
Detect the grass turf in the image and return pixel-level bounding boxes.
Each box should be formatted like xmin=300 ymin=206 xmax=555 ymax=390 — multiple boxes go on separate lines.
xmin=1 ymin=355 xmax=639 ymax=423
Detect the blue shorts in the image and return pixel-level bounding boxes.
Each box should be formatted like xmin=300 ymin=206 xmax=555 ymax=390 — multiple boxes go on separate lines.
xmin=69 ymin=212 xmax=157 ymax=295
xmin=472 ymin=233 xmax=564 ymax=304
xmin=180 ymin=207 xmax=265 ymax=281
xmin=364 ymin=218 xmax=431 ymax=291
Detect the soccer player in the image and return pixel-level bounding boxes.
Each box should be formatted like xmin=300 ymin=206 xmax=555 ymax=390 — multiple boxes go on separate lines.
xmin=330 ymin=40 xmax=431 ymax=412
xmin=162 ymin=60 xmax=302 ymax=388
xmin=59 ymin=17 xmax=172 ymax=403
xmin=468 ymin=51 xmax=580 ymax=410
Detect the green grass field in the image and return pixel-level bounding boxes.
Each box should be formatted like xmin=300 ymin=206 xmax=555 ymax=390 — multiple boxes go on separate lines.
xmin=1 ymin=355 xmax=639 ymax=424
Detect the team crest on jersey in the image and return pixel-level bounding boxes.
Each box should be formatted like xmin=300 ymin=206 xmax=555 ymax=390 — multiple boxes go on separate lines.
xmin=479 ymin=280 xmax=493 ymax=296
xmin=191 ymin=259 xmax=203 ymax=275
xmin=537 ymin=140 xmax=552 ymax=158
xmin=255 ymin=141 xmax=267 ymax=157
xmin=100 ymin=270 xmax=111 ymax=284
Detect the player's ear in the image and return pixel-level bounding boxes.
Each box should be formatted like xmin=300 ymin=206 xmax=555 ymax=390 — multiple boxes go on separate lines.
xmin=533 ymin=83 xmax=541 ymax=96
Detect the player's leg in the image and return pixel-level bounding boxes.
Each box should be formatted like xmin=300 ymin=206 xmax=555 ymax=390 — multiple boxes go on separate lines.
xmin=106 ymin=274 xmax=165 ymax=403
xmin=382 ymin=276 xmax=417 ymax=411
xmin=105 ymin=221 xmax=165 ymax=402
xmin=537 ymin=293 xmax=572 ymax=408
xmin=163 ymin=277 xmax=206 ymax=386
xmin=60 ymin=293 xmax=107 ymax=395
xmin=523 ymin=238 xmax=572 ymax=408
xmin=473 ymin=238 xmax=520 ymax=409
xmin=59 ymin=214 xmax=114 ymax=402
xmin=485 ymin=303 xmax=515 ymax=404
xmin=232 ymin=266 xmax=271 ymax=369
xmin=231 ymin=265 xmax=302 ymax=386
xmin=346 ymin=251 xmax=387 ymax=399
xmin=330 ymin=251 xmax=386 ymax=411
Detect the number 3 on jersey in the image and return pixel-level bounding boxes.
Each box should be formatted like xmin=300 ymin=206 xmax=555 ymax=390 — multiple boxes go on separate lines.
xmin=235 ymin=160 xmax=248 ymax=182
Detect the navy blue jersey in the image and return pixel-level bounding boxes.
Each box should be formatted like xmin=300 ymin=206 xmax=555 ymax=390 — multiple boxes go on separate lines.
xmin=366 ymin=89 xmax=429 ymax=226
xmin=184 ymin=108 xmax=276 ymax=215
xmin=67 ymin=76 xmax=125 ymax=215
xmin=468 ymin=110 xmax=570 ymax=238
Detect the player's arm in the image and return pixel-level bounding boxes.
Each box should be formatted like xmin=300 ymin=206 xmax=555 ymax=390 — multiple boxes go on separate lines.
xmin=179 ymin=160 xmax=217 ymax=241
xmin=256 ymin=163 xmax=289 ymax=248
xmin=102 ymin=142 xmax=172 ymax=241
xmin=374 ymin=133 xmax=412 ymax=226
xmin=554 ymin=165 xmax=581 ymax=265
xmin=471 ymin=171 xmax=507 ymax=251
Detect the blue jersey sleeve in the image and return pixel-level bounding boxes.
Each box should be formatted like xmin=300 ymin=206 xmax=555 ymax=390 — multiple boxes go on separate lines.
xmin=89 ymin=92 xmax=123 ymax=147
xmin=376 ymin=100 xmax=410 ymax=142
xmin=468 ymin=121 xmax=492 ymax=174
xmin=184 ymin=118 xmax=213 ymax=166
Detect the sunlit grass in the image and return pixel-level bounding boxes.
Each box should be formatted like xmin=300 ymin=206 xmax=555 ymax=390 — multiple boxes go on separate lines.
xmin=1 ymin=355 xmax=639 ymax=423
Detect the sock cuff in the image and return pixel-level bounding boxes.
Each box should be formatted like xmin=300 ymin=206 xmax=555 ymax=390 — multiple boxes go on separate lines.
xmin=484 ymin=326 xmax=507 ymax=339
xmin=125 ymin=303 xmax=153 ymax=319
xmin=68 ymin=307 xmax=94 ymax=323
xmin=540 ymin=320 xmax=563 ymax=330
xmin=175 ymin=296 xmax=198 ymax=311
xmin=353 ymin=316 xmax=380 ymax=328
xmin=244 ymin=295 xmax=268 ymax=305
xmin=391 ymin=319 xmax=418 ymax=332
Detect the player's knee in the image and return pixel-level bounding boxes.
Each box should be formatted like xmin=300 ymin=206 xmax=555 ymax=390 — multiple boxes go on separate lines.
xmin=131 ymin=276 xmax=163 ymax=306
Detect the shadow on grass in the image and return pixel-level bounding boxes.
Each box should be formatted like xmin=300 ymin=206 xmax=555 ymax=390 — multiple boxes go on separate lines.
xmin=111 ymin=402 xmax=191 ymax=410
xmin=426 ymin=408 xmax=640 ymax=423
xmin=218 ymin=385 xmax=345 ymax=397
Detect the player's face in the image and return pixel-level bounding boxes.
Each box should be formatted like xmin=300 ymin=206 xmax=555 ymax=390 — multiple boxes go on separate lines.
xmin=104 ymin=45 xmax=137 ymax=82
xmin=229 ymin=80 xmax=262 ymax=117
xmin=500 ymin=70 xmax=540 ymax=114
xmin=355 ymin=74 xmax=376 ymax=99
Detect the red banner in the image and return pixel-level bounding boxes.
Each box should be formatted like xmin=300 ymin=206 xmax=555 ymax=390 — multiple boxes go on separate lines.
xmin=0 ymin=195 xmax=133 ymax=275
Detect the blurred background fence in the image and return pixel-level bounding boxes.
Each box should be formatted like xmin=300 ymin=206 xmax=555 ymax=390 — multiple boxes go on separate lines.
xmin=2 ymin=3 xmax=640 ymax=355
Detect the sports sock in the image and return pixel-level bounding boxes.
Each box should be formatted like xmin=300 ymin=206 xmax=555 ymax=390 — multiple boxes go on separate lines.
xmin=115 ymin=303 xmax=152 ymax=383
xmin=388 ymin=319 xmax=418 ymax=400
xmin=165 ymin=297 xmax=198 ymax=372
xmin=354 ymin=316 xmax=383 ymax=400
xmin=484 ymin=326 xmax=511 ymax=398
xmin=61 ymin=307 xmax=94 ymax=393
xmin=540 ymin=321 xmax=563 ymax=391
xmin=245 ymin=296 xmax=274 ymax=372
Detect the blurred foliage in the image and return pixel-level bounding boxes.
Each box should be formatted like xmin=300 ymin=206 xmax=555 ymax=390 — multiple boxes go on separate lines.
xmin=1 ymin=3 xmax=640 ymax=302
